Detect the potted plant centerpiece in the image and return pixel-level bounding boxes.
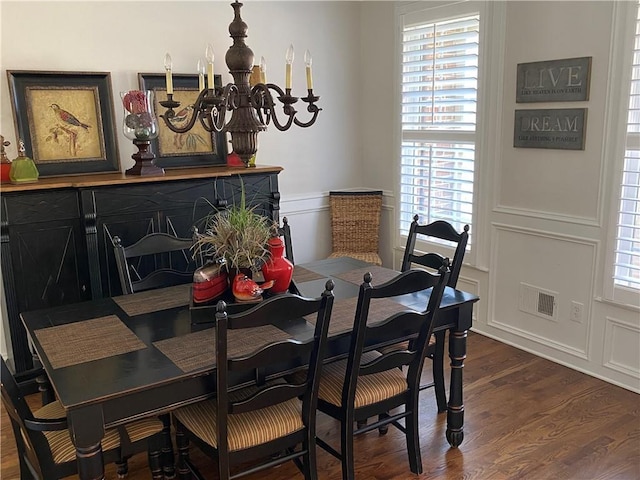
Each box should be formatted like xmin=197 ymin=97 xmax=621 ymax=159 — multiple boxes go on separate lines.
xmin=191 ymin=186 xmax=274 ymax=303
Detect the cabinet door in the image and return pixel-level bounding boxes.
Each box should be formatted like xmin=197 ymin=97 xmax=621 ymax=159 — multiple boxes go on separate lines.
xmin=1 ymin=191 xmax=89 ymax=372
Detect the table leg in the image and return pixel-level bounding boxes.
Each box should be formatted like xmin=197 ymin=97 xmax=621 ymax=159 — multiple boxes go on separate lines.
xmin=446 ymin=328 xmax=467 ymax=448
xmin=76 ymin=443 xmax=105 ymax=480
xmin=68 ymin=406 xmax=106 ymax=480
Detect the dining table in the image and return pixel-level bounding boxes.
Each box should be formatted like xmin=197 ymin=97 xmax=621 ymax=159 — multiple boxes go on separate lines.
xmin=20 ymin=256 xmax=479 ymax=480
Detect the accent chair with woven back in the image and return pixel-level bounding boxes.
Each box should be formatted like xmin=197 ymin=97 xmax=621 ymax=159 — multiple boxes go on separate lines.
xmin=328 ymin=191 xmax=383 ymax=266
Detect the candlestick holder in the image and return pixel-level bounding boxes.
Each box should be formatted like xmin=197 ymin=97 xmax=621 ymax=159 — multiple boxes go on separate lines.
xmin=121 ymin=90 xmax=164 ymax=176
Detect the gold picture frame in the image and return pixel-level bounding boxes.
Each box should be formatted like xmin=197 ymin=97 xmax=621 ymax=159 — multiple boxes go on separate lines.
xmin=7 ymin=71 xmax=120 ymax=176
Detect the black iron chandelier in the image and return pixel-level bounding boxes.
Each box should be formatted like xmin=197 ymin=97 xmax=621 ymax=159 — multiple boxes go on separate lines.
xmin=159 ymin=0 xmax=321 ymax=167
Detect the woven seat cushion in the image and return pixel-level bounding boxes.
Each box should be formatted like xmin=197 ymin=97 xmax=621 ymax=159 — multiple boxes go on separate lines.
xmin=173 ymin=383 xmax=304 ymax=452
xmin=319 ymin=351 xmax=407 ymax=408
xmin=35 ymin=401 xmax=163 ymax=464
xmin=328 ymin=252 xmax=382 ymax=266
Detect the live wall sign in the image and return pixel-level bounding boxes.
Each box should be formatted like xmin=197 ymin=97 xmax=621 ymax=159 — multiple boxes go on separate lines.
xmin=514 ymin=108 xmax=587 ymax=150
xmin=516 ymin=57 xmax=591 ymax=103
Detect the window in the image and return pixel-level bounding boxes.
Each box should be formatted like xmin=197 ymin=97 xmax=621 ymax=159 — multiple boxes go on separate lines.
xmin=399 ymin=5 xmax=479 ymax=242
xmin=614 ymin=1 xmax=640 ymax=294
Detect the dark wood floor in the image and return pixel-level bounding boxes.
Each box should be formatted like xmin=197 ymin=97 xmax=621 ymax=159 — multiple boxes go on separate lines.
xmin=2 ymin=332 xmax=639 ymax=479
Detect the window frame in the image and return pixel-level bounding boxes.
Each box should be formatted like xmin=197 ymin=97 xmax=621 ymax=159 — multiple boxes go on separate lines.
xmin=394 ymin=0 xmax=505 ymax=270
xmin=602 ymin=0 xmax=640 ymax=308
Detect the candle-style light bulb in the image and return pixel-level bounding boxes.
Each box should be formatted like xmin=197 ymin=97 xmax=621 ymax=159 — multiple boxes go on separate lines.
xmin=260 ymin=56 xmax=267 ymax=84
xmin=197 ymin=59 xmax=206 ymax=92
xmin=304 ymin=49 xmax=313 ymax=90
xmin=164 ymin=53 xmax=173 ymax=95
xmin=285 ymin=44 xmax=294 ymax=90
xmin=205 ymin=43 xmax=215 ymax=90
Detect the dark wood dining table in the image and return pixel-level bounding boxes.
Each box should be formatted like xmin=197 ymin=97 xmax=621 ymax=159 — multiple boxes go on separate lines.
xmin=21 ymin=257 xmax=479 ymax=480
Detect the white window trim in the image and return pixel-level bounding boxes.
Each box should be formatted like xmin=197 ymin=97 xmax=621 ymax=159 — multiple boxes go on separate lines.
xmin=602 ymin=0 xmax=640 ymax=308
xmin=394 ymin=0 xmax=505 ymax=271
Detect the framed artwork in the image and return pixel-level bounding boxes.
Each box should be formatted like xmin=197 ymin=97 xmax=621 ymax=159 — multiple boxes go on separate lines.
xmin=6 ymin=71 xmax=120 ymax=176
xmin=138 ymin=73 xmax=227 ymax=168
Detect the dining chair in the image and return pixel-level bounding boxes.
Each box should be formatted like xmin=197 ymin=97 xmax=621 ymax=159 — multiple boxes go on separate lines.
xmin=278 ymin=216 xmax=295 ymax=264
xmin=315 ymin=262 xmax=450 ymax=480
xmin=112 ymin=232 xmax=196 ymax=295
xmin=328 ymin=191 xmax=383 ymax=266
xmin=112 ymin=231 xmax=197 ymax=477
xmin=1 ymin=356 xmax=165 ymax=480
xmin=401 ymin=214 xmax=469 ymax=412
xmin=172 ymin=281 xmax=335 ymax=480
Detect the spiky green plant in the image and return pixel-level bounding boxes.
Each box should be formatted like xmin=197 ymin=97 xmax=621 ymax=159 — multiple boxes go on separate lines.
xmin=192 ymin=182 xmax=274 ymax=271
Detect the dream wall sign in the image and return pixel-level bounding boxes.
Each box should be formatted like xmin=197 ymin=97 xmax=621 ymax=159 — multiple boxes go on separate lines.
xmin=514 ymin=108 xmax=587 ymax=150
xmin=516 ymin=57 xmax=591 ymax=103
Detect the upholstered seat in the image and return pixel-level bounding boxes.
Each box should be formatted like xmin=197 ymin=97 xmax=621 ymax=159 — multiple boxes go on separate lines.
xmin=36 ymin=400 xmax=164 ymax=465
xmin=318 ymin=351 xmax=407 ymax=408
xmin=173 ymin=381 xmax=303 ymax=452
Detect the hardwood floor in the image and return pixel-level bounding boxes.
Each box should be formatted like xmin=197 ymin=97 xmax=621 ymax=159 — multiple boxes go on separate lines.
xmin=2 ymin=332 xmax=639 ymax=479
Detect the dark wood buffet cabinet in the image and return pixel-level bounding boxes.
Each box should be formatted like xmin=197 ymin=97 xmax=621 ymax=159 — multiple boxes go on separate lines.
xmin=0 ymin=165 xmax=282 ymax=376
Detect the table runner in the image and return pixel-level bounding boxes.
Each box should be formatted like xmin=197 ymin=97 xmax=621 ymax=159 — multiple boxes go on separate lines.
xmin=334 ymin=265 xmax=400 ymax=286
xmin=293 ymin=265 xmax=326 ymax=283
xmin=153 ymin=324 xmax=292 ymax=373
xmin=113 ymin=283 xmax=191 ymax=317
xmin=306 ymin=296 xmax=408 ymax=336
xmin=34 ymin=315 xmax=147 ymax=369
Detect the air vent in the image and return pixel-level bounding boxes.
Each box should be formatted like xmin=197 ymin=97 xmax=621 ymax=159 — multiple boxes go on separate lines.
xmin=519 ymin=283 xmax=558 ymax=322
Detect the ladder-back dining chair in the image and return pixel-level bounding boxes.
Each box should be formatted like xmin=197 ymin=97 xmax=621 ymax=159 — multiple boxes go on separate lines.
xmin=401 ymin=214 xmax=469 ymax=412
xmin=328 ymin=191 xmax=383 ymax=266
xmin=112 ymin=232 xmax=196 ymax=295
xmin=112 ymin=231 xmax=197 ymax=477
xmin=172 ymin=281 xmax=335 ymax=480
xmin=315 ymin=263 xmax=450 ymax=479
xmin=1 ymin=356 xmax=165 ymax=480
xmin=277 ymin=216 xmax=295 ymax=264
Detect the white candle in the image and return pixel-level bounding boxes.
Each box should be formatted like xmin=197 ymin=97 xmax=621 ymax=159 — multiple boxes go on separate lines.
xmin=260 ymin=56 xmax=267 ymax=84
xmin=197 ymin=59 xmax=205 ymax=92
xmin=164 ymin=53 xmax=173 ymax=95
xmin=304 ymin=49 xmax=313 ymax=90
xmin=206 ymin=44 xmax=215 ymax=90
xmin=285 ymin=44 xmax=294 ymax=90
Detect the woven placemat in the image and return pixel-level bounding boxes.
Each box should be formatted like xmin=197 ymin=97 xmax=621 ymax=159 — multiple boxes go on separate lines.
xmin=114 ymin=284 xmax=191 ymax=317
xmin=334 ymin=265 xmax=400 ymax=286
xmin=153 ymin=324 xmax=292 ymax=373
xmin=293 ymin=266 xmax=326 ymax=283
xmin=305 ymin=296 xmax=408 ymax=336
xmin=34 ymin=316 xmax=147 ymax=369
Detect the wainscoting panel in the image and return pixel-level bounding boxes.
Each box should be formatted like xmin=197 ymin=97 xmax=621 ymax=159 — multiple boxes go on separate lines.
xmin=603 ymin=316 xmax=640 ymax=379
xmin=487 ymin=224 xmax=597 ymax=358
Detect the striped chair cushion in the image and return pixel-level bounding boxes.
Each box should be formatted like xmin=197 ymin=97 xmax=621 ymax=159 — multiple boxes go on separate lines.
xmin=319 ymin=351 xmax=408 ymax=408
xmin=35 ymin=401 xmax=163 ymax=464
xmin=173 ymin=384 xmax=304 ymax=452
xmin=328 ymin=252 xmax=383 ymax=266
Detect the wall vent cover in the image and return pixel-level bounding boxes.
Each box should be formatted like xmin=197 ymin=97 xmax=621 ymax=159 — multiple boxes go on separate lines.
xmin=519 ymin=283 xmax=558 ymax=322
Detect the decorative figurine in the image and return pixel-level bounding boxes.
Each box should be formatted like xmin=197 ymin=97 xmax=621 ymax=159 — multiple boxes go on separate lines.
xmin=9 ymin=139 xmax=39 ymax=184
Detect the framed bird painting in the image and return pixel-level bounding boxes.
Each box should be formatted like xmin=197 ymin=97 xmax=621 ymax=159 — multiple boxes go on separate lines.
xmin=6 ymin=71 xmax=120 ymax=176
xmin=138 ymin=73 xmax=227 ymax=168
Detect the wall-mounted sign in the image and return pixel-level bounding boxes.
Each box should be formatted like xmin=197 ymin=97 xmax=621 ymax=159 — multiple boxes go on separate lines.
xmin=514 ymin=108 xmax=587 ymax=150
xmin=516 ymin=57 xmax=591 ymax=103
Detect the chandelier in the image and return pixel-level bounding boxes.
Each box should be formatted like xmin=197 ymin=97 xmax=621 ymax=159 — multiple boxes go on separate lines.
xmin=159 ymin=0 xmax=321 ymax=167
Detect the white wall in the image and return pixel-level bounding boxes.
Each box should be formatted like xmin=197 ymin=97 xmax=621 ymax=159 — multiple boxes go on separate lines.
xmin=359 ymin=1 xmax=640 ymax=393
xmin=1 ymin=1 xmax=638 ymax=392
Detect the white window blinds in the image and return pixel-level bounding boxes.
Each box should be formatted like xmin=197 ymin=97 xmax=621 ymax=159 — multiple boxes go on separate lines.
xmin=616 ymin=1 xmax=640 ymax=291
xmin=400 ymin=12 xmax=479 ymax=240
